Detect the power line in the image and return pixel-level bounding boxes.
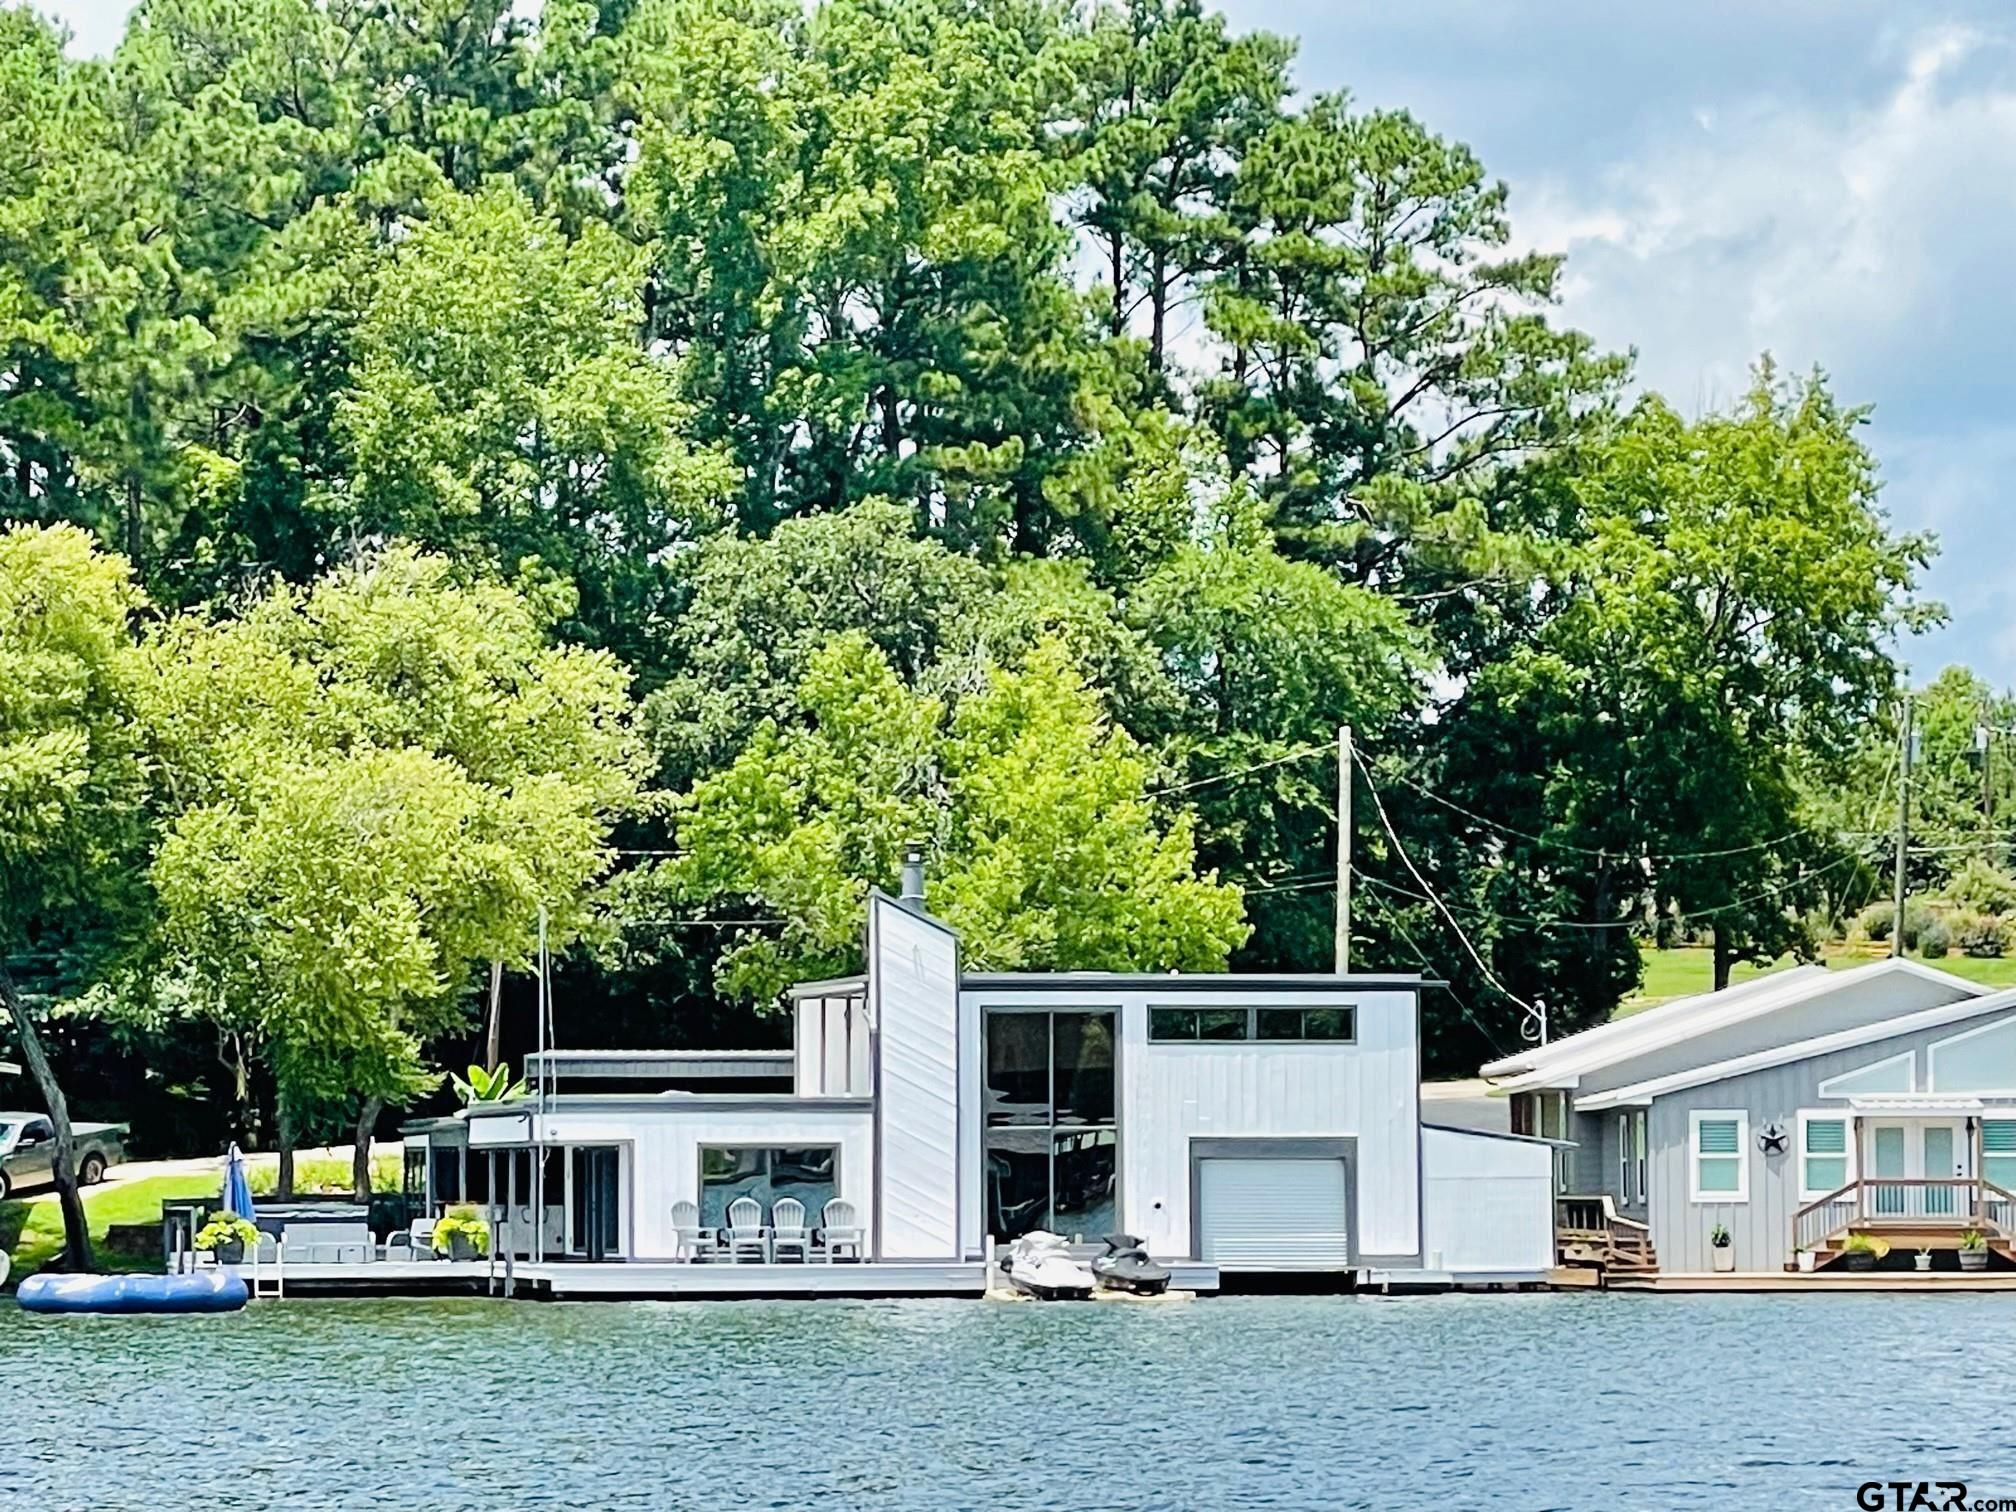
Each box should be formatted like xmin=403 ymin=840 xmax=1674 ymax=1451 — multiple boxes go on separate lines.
xmin=1148 ymin=741 xmax=1332 ymax=798
xmin=1351 ymin=746 xmax=1544 ymax=1022
xmin=1383 ymin=770 xmax=1823 ymax=864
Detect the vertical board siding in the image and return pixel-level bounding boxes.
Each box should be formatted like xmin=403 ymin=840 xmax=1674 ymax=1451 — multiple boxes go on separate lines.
xmin=871 ymin=897 xmax=963 ymax=1260
xmin=1648 ymin=1008 xmax=2016 ymax=1271
xmin=1421 ymin=1128 xmax=1554 ymax=1274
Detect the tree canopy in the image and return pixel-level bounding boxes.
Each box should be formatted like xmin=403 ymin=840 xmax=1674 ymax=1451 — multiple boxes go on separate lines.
xmin=0 ymin=0 xmax=1953 ymax=1202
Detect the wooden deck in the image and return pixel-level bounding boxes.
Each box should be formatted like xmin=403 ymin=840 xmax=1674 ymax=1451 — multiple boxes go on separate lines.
xmin=215 ymin=1257 xmax=1224 ymax=1299
xmin=1609 ymin=1270 xmax=2016 ymax=1292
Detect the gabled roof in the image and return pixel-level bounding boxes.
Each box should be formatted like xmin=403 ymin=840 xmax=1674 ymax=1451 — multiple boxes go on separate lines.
xmin=1481 ymin=958 xmax=1985 ymax=1094
xmin=1574 ymin=986 xmax=2016 ymax=1111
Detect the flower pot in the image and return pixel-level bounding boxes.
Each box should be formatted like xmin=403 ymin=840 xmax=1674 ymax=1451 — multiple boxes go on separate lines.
xmin=212 ymin=1239 xmax=244 ymax=1266
xmin=1959 ymin=1248 xmax=1989 ymax=1272
xmin=1796 ymin=1250 xmax=1817 ymax=1273
xmin=1914 ymin=1254 xmax=1933 ymax=1272
xmin=1842 ymin=1250 xmax=1876 ymax=1272
xmin=1711 ymin=1246 xmax=1735 ymax=1273
xmin=447 ymin=1233 xmax=475 ymax=1262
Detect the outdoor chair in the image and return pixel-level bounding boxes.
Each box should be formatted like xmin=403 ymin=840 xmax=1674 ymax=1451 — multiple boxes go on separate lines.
xmin=722 ymin=1196 xmax=770 ymax=1263
xmin=770 ymin=1198 xmax=810 ymax=1263
xmin=383 ymin=1218 xmax=435 ymax=1261
xmin=670 ymin=1200 xmax=717 ymax=1262
xmin=818 ymin=1199 xmax=864 ymax=1263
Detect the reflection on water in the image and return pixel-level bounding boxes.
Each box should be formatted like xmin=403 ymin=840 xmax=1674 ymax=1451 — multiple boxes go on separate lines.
xmin=0 ymin=1291 xmax=2006 ymax=1509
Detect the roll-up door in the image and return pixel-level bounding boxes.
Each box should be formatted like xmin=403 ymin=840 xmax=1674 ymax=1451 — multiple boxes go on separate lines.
xmin=1196 ymin=1155 xmax=1351 ymax=1269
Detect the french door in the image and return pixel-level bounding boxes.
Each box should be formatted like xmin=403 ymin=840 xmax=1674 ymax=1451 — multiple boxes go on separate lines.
xmin=1868 ymin=1121 xmax=1969 ymax=1217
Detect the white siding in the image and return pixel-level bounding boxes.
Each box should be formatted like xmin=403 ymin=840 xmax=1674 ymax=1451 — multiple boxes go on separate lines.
xmin=961 ymin=984 xmax=1423 ymax=1263
xmin=1420 ymin=1126 xmax=1554 ymax=1276
xmin=467 ymin=1103 xmax=873 ymax=1260
xmin=870 ymin=896 xmax=963 ymax=1260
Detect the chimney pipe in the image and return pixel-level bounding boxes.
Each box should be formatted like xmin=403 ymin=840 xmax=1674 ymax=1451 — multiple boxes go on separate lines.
xmin=899 ymin=841 xmax=926 ymax=910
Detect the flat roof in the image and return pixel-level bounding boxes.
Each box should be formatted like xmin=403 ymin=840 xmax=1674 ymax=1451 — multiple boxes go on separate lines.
xmin=958 ymin=972 xmax=1437 ymax=992
xmin=524 ymin=1050 xmax=794 ymax=1079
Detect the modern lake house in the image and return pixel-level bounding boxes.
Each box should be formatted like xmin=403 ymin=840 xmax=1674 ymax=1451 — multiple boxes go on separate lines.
xmin=1482 ymin=959 xmax=2016 ymax=1277
xmin=400 ymin=873 xmax=1554 ymax=1297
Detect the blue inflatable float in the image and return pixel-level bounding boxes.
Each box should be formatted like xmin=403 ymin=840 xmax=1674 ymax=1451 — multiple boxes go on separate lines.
xmin=16 ymin=1269 xmax=248 ymax=1315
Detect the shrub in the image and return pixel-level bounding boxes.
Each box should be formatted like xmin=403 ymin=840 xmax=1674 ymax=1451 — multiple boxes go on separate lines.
xmin=1953 ymin=911 xmax=2011 ymax=959
xmin=1857 ymin=899 xmax=1939 ymax=948
xmin=1842 ymin=1233 xmax=1890 ymax=1258
xmin=1949 ymin=857 xmax=2016 ymax=916
xmin=1920 ymin=919 xmax=1952 ymax=958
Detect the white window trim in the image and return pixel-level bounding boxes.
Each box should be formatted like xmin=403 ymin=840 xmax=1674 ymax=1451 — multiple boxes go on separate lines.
xmin=1633 ymin=1109 xmax=1647 ymax=1204
xmin=1617 ymin=1112 xmax=1630 ymax=1203
xmin=1795 ymin=1108 xmax=1857 ymax=1201
xmin=1689 ymin=1109 xmax=1749 ymax=1203
xmin=1927 ymin=1016 xmax=2016 ymax=1097
xmin=1817 ymin=1050 xmax=1916 ymax=1099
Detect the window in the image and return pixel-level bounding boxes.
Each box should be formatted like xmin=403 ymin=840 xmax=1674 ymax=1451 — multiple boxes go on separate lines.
xmin=1617 ymin=1114 xmax=1631 ymax=1204
xmin=1632 ymin=1111 xmax=1647 ymax=1203
xmin=1689 ymin=1111 xmax=1748 ymax=1202
xmin=1985 ymin=1120 xmax=2016 ymax=1193
xmin=984 ymin=1011 xmax=1118 ymax=1241
xmin=1799 ymin=1112 xmax=1852 ymax=1199
xmin=698 ymin=1146 xmax=839 ymax=1229
xmin=1149 ymin=1005 xmax=1355 ymax=1043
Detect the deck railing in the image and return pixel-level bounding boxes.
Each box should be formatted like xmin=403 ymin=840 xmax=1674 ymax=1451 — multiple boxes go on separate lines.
xmin=1792 ymin=1178 xmax=2016 ymax=1254
xmin=1555 ymin=1194 xmax=1655 ymax=1268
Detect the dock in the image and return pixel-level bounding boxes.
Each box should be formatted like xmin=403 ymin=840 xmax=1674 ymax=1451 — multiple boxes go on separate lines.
xmin=217 ymin=1258 xmax=1224 ymax=1300
xmin=1606 ymin=1270 xmax=2016 ymax=1293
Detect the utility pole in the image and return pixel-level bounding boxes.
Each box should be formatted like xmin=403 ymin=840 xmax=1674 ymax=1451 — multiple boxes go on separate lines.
xmin=1335 ymin=725 xmax=1353 ymax=974
xmin=1893 ymin=694 xmax=1913 ymax=958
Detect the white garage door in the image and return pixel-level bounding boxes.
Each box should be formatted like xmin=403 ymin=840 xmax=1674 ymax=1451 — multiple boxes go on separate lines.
xmin=1197 ymin=1156 xmax=1351 ymax=1269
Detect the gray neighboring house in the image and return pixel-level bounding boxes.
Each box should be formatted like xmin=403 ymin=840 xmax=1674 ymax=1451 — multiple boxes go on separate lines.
xmin=1481 ymin=959 xmax=2016 ymax=1273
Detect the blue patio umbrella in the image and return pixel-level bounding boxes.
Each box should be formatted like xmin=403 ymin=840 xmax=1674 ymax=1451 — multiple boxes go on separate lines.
xmin=222 ymin=1142 xmax=256 ymax=1219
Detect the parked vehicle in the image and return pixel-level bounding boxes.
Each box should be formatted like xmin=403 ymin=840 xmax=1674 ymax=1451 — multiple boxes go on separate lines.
xmin=1005 ymin=1231 xmax=1094 ymax=1301
xmin=1091 ymin=1233 xmax=1170 ymax=1296
xmin=0 ymin=1113 xmax=126 ymax=1200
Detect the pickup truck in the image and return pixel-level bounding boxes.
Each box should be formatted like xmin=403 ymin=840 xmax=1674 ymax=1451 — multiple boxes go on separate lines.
xmin=0 ymin=1113 xmax=126 ymax=1200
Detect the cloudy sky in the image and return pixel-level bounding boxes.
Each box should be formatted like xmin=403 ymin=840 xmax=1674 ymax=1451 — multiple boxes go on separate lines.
xmin=42 ymin=0 xmax=2014 ymax=682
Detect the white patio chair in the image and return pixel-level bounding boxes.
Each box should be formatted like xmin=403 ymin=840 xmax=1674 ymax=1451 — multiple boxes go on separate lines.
xmin=818 ymin=1199 xmax=864 ymax=1263
xmin=670 ymin=1200 xmax=718 ymax=1262
xmin=722 ymin=1196 xmax=770 ymax=1263
xmin=770 ymin=1198 xmax=810 ymax=1263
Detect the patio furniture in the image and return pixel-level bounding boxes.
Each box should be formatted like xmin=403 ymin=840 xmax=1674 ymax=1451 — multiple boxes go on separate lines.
xmin=770 ymin=1198 xmax=810 ymax=1263
xmin=670 ymin=1200 xmax=718 ymax=1262
xmin=818 ymin=1199 xmax=864 ymax=1263
xmin=722 ymin=1197 xmax=769 ymax=1263
xmin=382 ymin=1218 xmax=436 ymax=1261
xmin=284 ymin=1221 xmax=374 ymax=1264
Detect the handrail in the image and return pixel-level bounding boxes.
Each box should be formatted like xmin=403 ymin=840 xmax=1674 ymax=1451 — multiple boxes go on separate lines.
xmin=1792 ymin=1177 xmax=2016 ymax=1258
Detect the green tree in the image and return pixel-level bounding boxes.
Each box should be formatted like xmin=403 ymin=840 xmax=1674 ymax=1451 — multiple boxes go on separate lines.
xmin=665 ymin=633 xmax=1247 ymax=1000
xmin=142 ymin=544 xmax=644 ymax=1193
xmin=0 ymin=525 xmax=151 ymax=1269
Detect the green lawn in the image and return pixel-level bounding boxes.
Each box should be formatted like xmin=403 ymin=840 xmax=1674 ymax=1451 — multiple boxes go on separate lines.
xmin=1624 ymin=943 xmax=2016 ymax=1015
xmin=1 ymin=1174 xmax=218 ymax=1284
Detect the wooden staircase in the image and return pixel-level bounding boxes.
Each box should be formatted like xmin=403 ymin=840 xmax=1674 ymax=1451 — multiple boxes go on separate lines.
xmin=1556 ymin=1195 xmax=1658 ymax=1276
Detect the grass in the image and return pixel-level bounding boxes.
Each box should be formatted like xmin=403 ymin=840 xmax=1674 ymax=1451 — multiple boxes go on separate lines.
xmin=1623 ymin=942 xmax=2016 ymax=1015
xmin=1 ymin=1174 xmax=218 ymax=1284
xmin=245 ymin=1151 xmax=401 ymax=1196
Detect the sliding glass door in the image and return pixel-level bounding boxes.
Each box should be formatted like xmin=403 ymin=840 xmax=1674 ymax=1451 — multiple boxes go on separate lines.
xmin=983 ymin=1010 xmax=1118 ymax=1242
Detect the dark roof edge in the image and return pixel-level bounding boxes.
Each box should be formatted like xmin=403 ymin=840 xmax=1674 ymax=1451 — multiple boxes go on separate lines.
xmin=957 ymin=972 xmax=1440 ymax=992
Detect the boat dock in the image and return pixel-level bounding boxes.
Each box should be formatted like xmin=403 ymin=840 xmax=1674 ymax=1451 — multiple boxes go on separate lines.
xmin=218 ymin=1258 xmax=1224 ymax=1300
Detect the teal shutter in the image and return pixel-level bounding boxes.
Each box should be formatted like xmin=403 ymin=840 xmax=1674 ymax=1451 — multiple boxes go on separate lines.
xmin=1985 ymin=1120 xmax=2016 ymax=1192
xmin=1695 ymin=1117 xmax=1743 ymax=1195
xmin=1698 ymin=1119 xmax=1740 ymax=1154
xmin=1803 ymin=1117 xmax=1849 ymax=1195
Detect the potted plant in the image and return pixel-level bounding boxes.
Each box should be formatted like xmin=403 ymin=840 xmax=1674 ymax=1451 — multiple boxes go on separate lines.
xmin=1795 ymin=1244 xmax=1817 ymax=1273
xmin=1959 ymin=1229 xmax=1990 ymax=1272
xmin=1840 ymin=1233 xmax=1890 ymax=1272
xmin=432 ymin=1205 xmax=489 ymax=1262
xmin=195 ymin=1214 xmax=260 ymax=1266
xmin=1915 ymin=1247 xmax=1934 ymax=1272
xmin=1709 ymin=1224 xmax=1735 ymax=1272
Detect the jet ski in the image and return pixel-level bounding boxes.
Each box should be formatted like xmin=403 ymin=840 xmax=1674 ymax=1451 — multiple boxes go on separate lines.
xmin=1091 ymin=1233 xmax=1170 ymax=1297
xmin=1005 ymin=1230 xmax=1095 ymax=1301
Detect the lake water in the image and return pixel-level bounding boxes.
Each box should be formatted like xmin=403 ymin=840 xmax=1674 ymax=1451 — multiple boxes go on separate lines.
xmin=3 ymin=1290 xmax=2012 ymax=1510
